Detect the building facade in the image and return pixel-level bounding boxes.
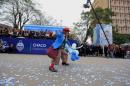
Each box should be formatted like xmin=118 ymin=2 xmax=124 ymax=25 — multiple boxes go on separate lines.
xmin=92 ymin=0 xmax=130 ymax=34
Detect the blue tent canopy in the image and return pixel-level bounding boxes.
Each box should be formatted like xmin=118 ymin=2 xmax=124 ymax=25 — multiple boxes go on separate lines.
xmin=23 ymin=25 xmax=64 ymax=32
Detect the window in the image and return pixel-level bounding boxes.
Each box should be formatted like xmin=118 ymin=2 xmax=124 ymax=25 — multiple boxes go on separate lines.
xmin=119 ymin=1 xmax=120 ymax=5
xmin=120 ymin=20 xmax=122 ymax=24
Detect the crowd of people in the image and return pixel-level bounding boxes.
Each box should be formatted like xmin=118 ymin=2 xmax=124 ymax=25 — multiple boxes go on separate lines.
xmin=0 ymin=39 xmax=15 ymax=53
xmin=0 ymin=28 xmax=55 ymax=39
xmin=78 ymin=43 xmax=130 ymax=58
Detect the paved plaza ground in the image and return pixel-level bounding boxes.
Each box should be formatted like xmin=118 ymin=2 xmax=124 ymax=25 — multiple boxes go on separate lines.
xmin=0 ymin=54 xmax=130 ymax=86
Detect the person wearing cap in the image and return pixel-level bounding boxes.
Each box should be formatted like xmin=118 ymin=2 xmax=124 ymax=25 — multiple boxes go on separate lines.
xmin=48 ymin=27 xmax=70 ymax=72
xmin=60 ymin=28 xmax=70 ymax=66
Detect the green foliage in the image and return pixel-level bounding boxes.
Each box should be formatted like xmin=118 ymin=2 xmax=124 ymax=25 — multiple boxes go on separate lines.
xmin=113 ymin=34 xmax=127 ymax=44
xmin=87 ymin=26 xmax=93 ymax=36
xmin=74 ymin=8 xmax=112 ymax=42
xmin=69 ymin=33 xmax=77 ymax=39
xmin=113 ymin=27 xmax=130 ymax=44
xmin=82 ymin=7 xmax=112 ymax=39
xmin=89 ymin=7 xmax=112 ymax=26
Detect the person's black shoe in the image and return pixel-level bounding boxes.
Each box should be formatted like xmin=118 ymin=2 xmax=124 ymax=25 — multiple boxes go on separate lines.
xmin=49 ymin=67 xmax=58 ymax=72
xmin=62 ymin=62 xmax=69 ymax=66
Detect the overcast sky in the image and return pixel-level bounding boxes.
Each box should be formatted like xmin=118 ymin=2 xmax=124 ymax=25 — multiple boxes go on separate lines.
xmin=34 ymin=0 xmax=91 ymax=27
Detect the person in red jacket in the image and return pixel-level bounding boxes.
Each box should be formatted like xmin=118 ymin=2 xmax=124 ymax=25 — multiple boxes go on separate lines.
xmin=48 ymin=27 xmax=70 ymax=72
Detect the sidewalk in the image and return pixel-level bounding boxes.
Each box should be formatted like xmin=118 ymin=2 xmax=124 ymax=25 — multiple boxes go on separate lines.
xmin=0 ymin=54 xmax=130 ymax=86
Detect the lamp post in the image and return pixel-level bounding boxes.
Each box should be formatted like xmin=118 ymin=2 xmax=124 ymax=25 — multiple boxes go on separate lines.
xmin=83 ymin=0 xmax=110 ymax=45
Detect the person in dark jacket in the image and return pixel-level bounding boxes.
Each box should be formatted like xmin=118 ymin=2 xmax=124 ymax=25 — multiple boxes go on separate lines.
xmin=104 ymin=45 xmax=108 ymax=57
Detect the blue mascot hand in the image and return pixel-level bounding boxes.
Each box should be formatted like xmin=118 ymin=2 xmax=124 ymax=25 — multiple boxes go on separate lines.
xmin=71 ymin=52 xmax=79 ymax=61
xmin=75 ymin=55 xmax=79 ymax=60
xmin=71 ymin=52 xmax=76 ymax=61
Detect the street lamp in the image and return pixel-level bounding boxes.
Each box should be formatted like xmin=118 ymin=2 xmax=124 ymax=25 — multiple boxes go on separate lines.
xmin=83 ymin=0 xmax=110 ymax=45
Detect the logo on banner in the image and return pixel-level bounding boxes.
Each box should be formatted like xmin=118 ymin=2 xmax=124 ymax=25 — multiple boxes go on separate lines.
xmin=3 ymin=41 xmax=9 ymax=48
xmin=33 ymin=43 xmax=47 ymax=48
xmin=32 ymin=43 xmax=47 ymax=51
xmin=16 ymin=40 xmax=24 ymax=51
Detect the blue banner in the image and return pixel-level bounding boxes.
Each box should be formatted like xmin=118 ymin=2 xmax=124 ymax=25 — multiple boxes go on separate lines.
xmin=23 ymin=25 xmax=64 ymax=32
xmin=93 ymin=24 xmax=113 ymax=46
xmin=0 ymin=37 xmax=77 ymax=55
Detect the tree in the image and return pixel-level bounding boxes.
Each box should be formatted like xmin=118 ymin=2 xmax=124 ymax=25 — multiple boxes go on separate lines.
xmin=82 ymin=7 xmax=130 ymax=44
xmin=0 ymin=0 xmax=42 ymax=29
xmin=0 ymin=0 xmax=7 ymax=4
xmin=81 ymin=11 xmax=91 ymax=42
xmin=113 ymin=26 xmax=130 ymax=44
xmin=82 ymin=7 xmax=113 ymax=42
xmin=30 ymin=14 xmax=50 ymax=25
xmin=30 ymin=13 xmax=58 ymax=26
xmin=88 ymin=7 xmax=112 ymax=27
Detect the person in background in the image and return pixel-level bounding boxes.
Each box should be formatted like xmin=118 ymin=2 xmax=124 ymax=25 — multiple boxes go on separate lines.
xmin=104 ymin=45 xmax=108 ymax=57
xmin=7 ymin=43 xmax=15 ymax=53
xmin=0 ymin=39 xmax=3 ymax=53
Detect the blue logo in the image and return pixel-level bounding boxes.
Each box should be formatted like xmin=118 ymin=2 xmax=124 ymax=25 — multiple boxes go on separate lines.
xmin=16 ymin=40 xmax=24 ymax=51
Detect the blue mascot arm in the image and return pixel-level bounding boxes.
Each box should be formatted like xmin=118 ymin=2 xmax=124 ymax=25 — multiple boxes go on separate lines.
xmin=71 ymin=52 xmax=79 ymax=61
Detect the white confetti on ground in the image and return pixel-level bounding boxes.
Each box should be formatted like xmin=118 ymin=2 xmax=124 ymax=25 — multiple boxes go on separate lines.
xmin=0 ymin=54 xmax=130 ymax=86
